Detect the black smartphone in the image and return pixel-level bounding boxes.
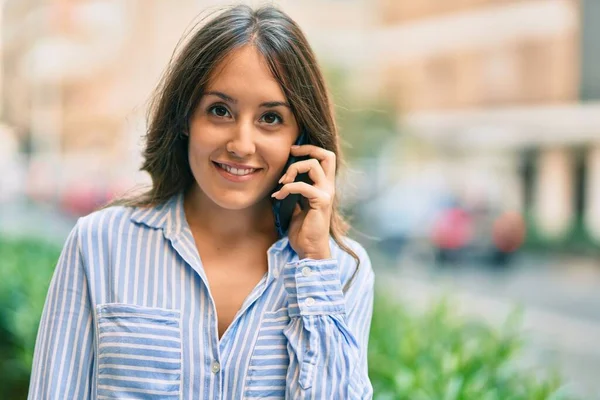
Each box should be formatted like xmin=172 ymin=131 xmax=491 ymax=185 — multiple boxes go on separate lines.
xmin=272 ymin=132 xmax=313 ymax=238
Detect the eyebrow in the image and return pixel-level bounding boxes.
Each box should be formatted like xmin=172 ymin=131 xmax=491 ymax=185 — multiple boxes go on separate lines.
xmin=203 ymin=91 xmax=291 ymax=109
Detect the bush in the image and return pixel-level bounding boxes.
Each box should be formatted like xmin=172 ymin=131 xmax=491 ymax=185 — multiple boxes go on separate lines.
xmin=368 ymin=292 xmax=577 ymax=400
xmin=0 ymin=236 xmax=60 ymax=399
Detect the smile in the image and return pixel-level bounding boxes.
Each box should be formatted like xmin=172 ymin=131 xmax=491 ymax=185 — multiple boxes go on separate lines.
xmin=216 ymin=162 xmax=256 ymax=175
xmin=213 ymin=162 xmax=262 ymax=182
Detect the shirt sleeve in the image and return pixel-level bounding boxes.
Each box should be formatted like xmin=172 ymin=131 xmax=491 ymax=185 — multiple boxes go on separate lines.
xmin=282 ymin=245 xmax=375 ymax=399
xmin=28 ymin=220 xmax=95 ymax=400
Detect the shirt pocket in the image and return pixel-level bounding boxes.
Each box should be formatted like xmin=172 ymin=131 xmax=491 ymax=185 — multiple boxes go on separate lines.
xmin=95 ymin=303 xmax=182 ymax=399
xmin=244 ymin=307 xmax=290 ymax=399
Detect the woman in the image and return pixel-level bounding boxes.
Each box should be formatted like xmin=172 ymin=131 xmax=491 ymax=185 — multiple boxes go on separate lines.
xmin=28 ymin=4 xmax=374 ymax=399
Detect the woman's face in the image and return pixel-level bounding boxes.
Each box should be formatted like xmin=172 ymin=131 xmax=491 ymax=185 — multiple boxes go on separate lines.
xmin=187 ymin=45 xmax=299 ymax=211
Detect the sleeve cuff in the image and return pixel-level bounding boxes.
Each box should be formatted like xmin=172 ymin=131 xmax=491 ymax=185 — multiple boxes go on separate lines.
xmin=283 ymin=258 xmax=345 ymax=317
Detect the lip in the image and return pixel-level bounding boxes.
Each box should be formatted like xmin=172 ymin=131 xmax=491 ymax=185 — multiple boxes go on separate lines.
xmin=212 ymin=161 xmax=262 ymax=183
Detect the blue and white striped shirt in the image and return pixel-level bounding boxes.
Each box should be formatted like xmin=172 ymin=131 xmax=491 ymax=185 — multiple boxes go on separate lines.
xmin=28 ymin=191 xmax=374 ymax=399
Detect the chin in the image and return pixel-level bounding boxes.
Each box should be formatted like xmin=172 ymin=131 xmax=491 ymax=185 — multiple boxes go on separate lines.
xmin=205 ymin=189 xmax=266 ymax=211
xmin=216 ymin=198 xmax=256 ymax=211
xmin=191 ymin=166 xmax=277 ymax=211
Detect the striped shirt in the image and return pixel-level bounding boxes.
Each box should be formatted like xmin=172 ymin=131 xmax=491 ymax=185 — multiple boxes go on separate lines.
xmin=28 ymin=191 xmax=374 ymax=399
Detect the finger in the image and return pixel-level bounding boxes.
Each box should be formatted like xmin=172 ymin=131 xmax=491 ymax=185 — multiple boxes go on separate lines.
xmin=280 ymin=158 xmax=328 ymax=188
xmin=290 ymin=145 xmax=336 ymax=180
xmin=271 ymin=181 xmax=332 ymax=209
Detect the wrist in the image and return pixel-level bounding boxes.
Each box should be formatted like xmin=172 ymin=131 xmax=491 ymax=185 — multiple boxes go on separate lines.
xmin=299 ymin=249 xmax=332 ymax=260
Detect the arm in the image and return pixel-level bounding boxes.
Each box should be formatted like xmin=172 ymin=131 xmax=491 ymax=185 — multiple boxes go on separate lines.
xmin=28 ymin=221 xmax=95 ymax=400
xmin=282 ymin=244 xmax=374 ymax=399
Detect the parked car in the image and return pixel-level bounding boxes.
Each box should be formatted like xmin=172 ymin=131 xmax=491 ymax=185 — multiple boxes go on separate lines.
xmin=358 ymin=179 xmax=526 ymax=266
xmin=358 ymin=180 xmax=456 ymax=258
xmin=431 ymin=206 xmax=526 ymax=266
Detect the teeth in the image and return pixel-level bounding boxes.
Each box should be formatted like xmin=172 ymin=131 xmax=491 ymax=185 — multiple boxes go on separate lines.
xmin=219 ymin=163 xmax=256 ymax=176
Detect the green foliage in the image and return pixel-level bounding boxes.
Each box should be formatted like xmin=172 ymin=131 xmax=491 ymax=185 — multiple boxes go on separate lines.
xmin=0 ymin=236 xmax=60 ymax=398
xmin=368 ymin=292 xmax=577 ymax=400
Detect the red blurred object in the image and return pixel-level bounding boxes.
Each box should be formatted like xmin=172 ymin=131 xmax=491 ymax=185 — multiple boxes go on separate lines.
xmin=60 ymin=184 xmax=110 ymax=216
xmin=431 ymin=208 xmax=474 ymax=249
xmin=492 ymin=211 xmax=526 ymax=253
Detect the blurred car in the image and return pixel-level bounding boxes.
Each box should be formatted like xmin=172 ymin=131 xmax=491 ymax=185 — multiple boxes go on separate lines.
xmin=431 ymin=206 xmax=526 ymax=266
xmin=358 ymin=180 xmax=526 ymax=266
xmin=358 ymin=179 xmax=456 ymax=257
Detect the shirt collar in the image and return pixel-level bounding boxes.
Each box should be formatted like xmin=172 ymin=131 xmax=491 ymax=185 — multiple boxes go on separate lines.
xmin=129 ymin=191 xmax=183 ymax=235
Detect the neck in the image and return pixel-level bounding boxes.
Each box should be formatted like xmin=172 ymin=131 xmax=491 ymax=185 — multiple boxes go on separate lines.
xmin=183 ymin=186 xmax=278 ymax=245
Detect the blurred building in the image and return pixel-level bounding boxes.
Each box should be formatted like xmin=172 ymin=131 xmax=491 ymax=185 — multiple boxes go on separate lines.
xmin=285 ymin=0 xmax=600 ymax=244
xmin=2 ymin=0 xmax=599 ymax=245
xmin=371 ymin=0 xmax=600 ymax=243
xmin=1 ymin=0 xmax=210 ymax=207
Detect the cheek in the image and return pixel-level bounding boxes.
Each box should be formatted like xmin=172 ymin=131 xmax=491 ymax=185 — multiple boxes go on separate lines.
xmin=188 ymin=137 xmax=210 ymax=157
xmin=187 ymin=116 xmax=220 ymax=154
xmin=263 ymin=140 xmax=293 ymax=173
xmin=187 ymin=140 xmax=207 ymax=170
xmin=188 ymin=127 xmax=220 ymax=161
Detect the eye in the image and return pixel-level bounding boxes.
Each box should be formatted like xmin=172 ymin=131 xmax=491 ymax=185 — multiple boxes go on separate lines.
xmin=208 ymin=105 xmax=231 ymax=118
xmin=260 ymin=112 xmax=283 ymax=125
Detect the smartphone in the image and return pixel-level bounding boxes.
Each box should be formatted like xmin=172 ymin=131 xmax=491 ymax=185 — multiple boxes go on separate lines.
xmin=272 ymin=132 xmax=313 ymax=238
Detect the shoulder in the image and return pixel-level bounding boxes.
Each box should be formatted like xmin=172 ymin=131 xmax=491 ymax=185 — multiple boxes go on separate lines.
xmin=64 ymin=204 xmax=147 ymax=257
xmin=330 ymin=235 xmax=375 ymax=288
xmin=75 ymin=204 xmax=137 ymax=239
xmin=56 ymin=205 xmax=138 ymax=264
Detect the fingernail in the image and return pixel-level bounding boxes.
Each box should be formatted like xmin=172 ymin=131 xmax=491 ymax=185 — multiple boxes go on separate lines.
xmin=271 ymin=191 xmax=279 ymax=198
xmin=291 ymin=145 xmax=299 ymax=148
xmin=278 ymin=175 xmax=284 ymax=184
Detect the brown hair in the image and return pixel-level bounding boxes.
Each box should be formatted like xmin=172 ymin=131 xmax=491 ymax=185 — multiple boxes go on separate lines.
xmin=107 ymin=4 xmax=360 ymax=291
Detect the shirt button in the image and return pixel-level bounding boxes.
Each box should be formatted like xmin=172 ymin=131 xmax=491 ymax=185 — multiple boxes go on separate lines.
xmin=301 ymin=266 xmax=312 ymax=277
xmin=305 ymin=297 xmax=315 ymax=307
xmin=211 ymin=361 xmax=220 ymax=373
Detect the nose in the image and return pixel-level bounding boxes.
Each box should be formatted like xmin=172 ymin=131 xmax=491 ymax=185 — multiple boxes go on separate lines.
xmin=226 ymin=119 xmax=256 ymax=158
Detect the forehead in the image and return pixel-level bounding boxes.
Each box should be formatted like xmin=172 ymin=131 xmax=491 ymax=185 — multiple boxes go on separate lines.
xmin=205 ymin=45 xmax=286 ymax=100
